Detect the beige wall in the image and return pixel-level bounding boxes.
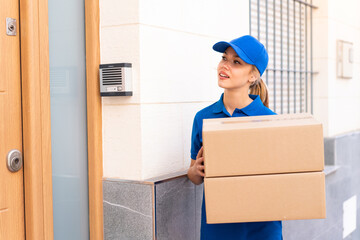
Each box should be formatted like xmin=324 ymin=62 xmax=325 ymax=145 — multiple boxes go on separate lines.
xmin=313 ymin=0 xmax=360 ymax=137
xmin=100 ymin=0 xmax=249 ymax=180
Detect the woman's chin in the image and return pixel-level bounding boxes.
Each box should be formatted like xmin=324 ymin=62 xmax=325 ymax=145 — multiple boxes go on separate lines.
xmin=218 ymin=80 xmax=228 ymax=89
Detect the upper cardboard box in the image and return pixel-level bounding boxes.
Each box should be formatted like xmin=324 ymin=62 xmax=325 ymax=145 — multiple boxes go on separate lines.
xmin=203 ymin=113 xmax=324 ymax=177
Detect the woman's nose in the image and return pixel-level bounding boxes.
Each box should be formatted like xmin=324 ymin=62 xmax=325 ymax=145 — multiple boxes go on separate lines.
xmin=222 ymin=62 xmax=230 ymax=70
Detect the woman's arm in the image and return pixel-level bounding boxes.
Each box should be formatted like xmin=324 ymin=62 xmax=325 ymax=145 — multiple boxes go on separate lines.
xmin=187 ymin=147 xmax=205 ymax=185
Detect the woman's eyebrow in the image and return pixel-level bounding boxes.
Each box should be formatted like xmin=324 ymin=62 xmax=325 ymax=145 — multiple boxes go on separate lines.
xmin=223 ymin=51 xmax=240 ymax=59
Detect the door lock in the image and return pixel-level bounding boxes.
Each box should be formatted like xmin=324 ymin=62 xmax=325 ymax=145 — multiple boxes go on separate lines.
xmin=6 ymin=18 xmax=17 ymax=36
xmin=7 ymin=149 xmax=23 ymax=172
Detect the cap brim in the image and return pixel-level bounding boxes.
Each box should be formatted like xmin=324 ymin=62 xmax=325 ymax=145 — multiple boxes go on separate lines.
xmin=212 ymin=41 xmax=254 ymax=66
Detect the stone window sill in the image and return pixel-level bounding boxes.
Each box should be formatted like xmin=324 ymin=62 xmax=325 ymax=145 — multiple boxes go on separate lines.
xmin=324 ymin=165 xmax=340 ymax=176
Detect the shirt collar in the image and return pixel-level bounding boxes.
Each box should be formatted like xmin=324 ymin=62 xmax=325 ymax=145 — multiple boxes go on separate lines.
xmin=212 ymin=93 xmax=264 ymax=116
xmin=212 ymin=93 xmax=225 ymax=114
xmin=240 ymin=94 xmax=263 ymax=115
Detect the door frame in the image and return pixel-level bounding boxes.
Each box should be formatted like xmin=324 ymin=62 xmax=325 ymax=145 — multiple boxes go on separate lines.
xmin=19 ymin=0 xmax=103 ymax=239
xmin=20 ymin=0 xmax=54 ymax=239
xmin=85 ymin=1 xmax=104 ymax=239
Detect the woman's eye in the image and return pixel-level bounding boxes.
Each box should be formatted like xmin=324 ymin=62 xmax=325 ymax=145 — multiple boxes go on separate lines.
xmin=234 ymin=60 xmax=241 ymax=64
xmin=221 ymin=56 xmax=226 ymax=61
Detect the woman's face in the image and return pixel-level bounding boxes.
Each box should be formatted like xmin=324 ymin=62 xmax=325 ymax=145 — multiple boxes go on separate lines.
xmin=217 ymin=47 xmax=256 ymax=91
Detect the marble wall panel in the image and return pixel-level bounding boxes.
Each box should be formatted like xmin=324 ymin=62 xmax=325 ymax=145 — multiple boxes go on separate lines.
xmin=195 ymin=184 xmax=203 ymax=240
xmin=103 ymin=180 xmax=154 ymax=240
xmin=324 ymin=137 xmax=335 ymax=165
xmin=155 ymin=177 xmax=196 ymax=240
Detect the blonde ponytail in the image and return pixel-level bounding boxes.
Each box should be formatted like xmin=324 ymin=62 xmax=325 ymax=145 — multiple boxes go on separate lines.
xmin=249 ymin=78 xmax=269 ymax=108
xmin=249 ymin=66 xmax=269 ymax=108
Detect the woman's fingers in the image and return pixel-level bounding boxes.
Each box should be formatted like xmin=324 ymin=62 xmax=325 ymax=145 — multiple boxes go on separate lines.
xmin=196 ymin=161 xmax=205 ymax=177
xmin=194 ymin=152 xmax=205 ymax=177
xmin=196 ymin=146 xmax=204 ymax=159
xmin=197 ymin=157 xmax=204 ymax=165
xmin=197 ymin=166 xmax=205 ymax=177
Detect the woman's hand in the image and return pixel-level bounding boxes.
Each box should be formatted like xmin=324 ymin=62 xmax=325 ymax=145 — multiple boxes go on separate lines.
xmin=194 ymin=147 xmax=205 ymax=177
xmin=187 ymin=146 xmax=205 ymax=185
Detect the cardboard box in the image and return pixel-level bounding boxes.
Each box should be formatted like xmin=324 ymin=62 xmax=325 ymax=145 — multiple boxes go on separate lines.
xmin=203 ymin=113 xmax=324 ymax=177
xmin=204 ymin=172 xmax=326 ymax=223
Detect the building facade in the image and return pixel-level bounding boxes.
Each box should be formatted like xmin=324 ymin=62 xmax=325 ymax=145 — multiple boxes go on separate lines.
xmin=1 ymin=0 xmax=359 ymax=239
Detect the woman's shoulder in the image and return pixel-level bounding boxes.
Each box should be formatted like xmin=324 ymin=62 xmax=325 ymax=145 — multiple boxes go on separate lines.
xmin=261 ymin=106 xmax=277 ymax=115
xmin=249 ymin=94 xmax=277 ymax=116
xmin=194 ymin=101 xmax=219 ymax=120
xmin=250 ymin=104 xmax=277 ymax=116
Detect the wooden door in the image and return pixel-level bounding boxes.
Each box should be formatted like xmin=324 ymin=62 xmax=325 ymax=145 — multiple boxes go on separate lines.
xmin=0 ymin=0 xmax=25 ymax=239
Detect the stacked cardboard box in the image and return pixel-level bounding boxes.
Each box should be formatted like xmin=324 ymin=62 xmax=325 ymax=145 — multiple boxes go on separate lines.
xmin=202 ymin=113 xmax=326 ymax=224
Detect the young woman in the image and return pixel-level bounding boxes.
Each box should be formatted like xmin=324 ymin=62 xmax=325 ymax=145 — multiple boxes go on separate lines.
xmin=187 ymin=35 xmax=283 ymax=240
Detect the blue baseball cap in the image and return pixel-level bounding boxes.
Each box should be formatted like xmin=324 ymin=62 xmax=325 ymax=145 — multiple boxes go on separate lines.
xmin=213 ymin=35 xmax=268 ymax=76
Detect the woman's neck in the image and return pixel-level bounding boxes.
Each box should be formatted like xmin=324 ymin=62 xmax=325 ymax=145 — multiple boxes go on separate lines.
xmin=223 ymin=89 xmax=253 ymax=116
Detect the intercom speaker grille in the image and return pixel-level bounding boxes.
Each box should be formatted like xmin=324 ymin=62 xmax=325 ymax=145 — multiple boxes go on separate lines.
xmin=102 ymin=67 xmax=123 ymax=85
xmin=99 ymin=63 xmax=132 ymax=96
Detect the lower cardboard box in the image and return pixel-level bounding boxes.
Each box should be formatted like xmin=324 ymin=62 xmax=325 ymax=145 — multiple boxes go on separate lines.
xmin=204 ymin=171 xmax=326 ymax=224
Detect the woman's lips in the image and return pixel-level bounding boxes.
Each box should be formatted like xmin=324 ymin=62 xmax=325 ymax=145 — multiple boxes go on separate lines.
xmin=219 ymin=71 xmax=229 ymax=80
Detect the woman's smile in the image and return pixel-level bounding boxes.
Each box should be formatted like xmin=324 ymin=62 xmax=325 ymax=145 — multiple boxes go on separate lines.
xmin=219 ymin=71 xmax=230 ymax=79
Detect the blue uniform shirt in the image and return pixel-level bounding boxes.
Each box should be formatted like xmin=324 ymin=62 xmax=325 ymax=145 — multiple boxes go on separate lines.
xmin=191 ymin=93 xmax=283 ymax=240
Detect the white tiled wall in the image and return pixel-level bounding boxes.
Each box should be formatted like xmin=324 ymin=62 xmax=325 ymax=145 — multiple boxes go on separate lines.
xmin=140 ymin=102 xmax=212 ymax=179
xmin=140 ymin=103 xmax=184 ymax=178
xmin=328 ymin=96 xmax=360 ymax=137
xmin=139 ymin=24 xmax=222 ymax=103
xmin=139 ymin=0 xmax=249 ymax=39
xmin=313 ymin=0 xmax=360 ymax=137
xmin=327 ymin=0 xmax=360 ymax=26
xmin=101 ymin=0 xmax=248 ymax=180
xmin=102 ymin=104 xmax=142 ymax=179
xmin=100 ymin=25 xmax=141 ymax=104
xmin=312 ymin=18 xmax=330 ymax=60
xmin=312 ymin=58 xmax=330 ymax=99
xmin=100 ymin=0 xmax=139 ymax=27
xmin=313 ymin=97 xmax=329 ymax=137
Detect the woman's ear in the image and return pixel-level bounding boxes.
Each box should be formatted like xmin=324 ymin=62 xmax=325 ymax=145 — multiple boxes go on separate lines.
xmin=248 ymin=73 xmax=257 ymax=85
